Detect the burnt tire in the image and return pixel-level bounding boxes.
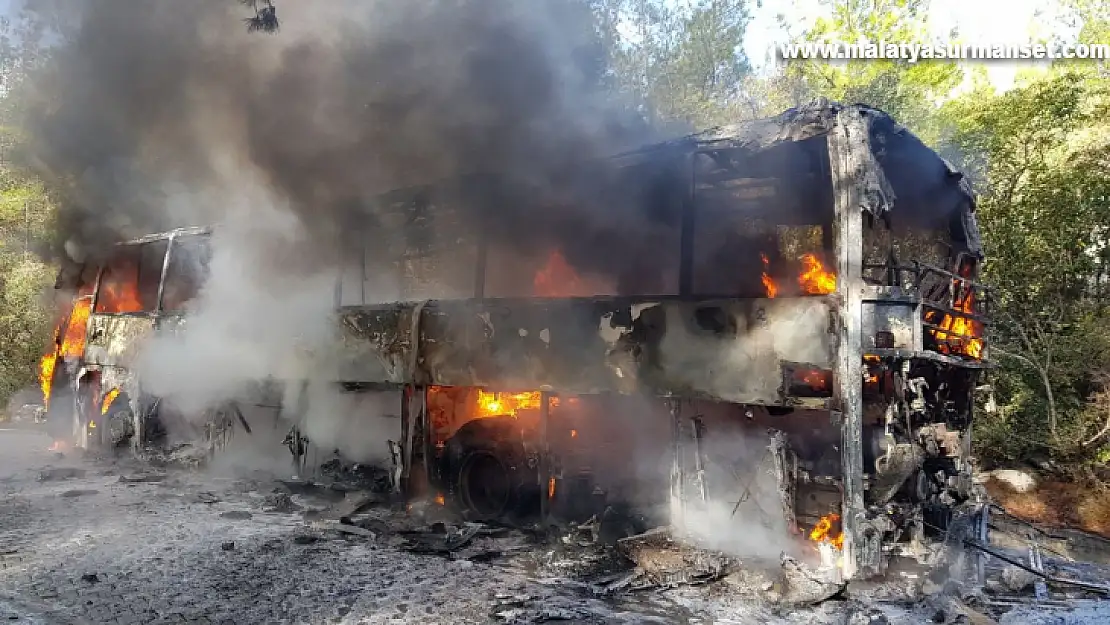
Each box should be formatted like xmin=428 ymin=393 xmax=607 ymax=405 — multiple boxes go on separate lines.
xmin=440 ymin=417 xmax=539 ymax=521
xmin=104 ymin=402 xmax=135 ymax=451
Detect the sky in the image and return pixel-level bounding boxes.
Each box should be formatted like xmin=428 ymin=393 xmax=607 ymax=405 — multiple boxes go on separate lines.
xmin=744 ymin=0 xmax=1076 ymax=92
xmin=0 ymin=0 xmax=1078 ymax=95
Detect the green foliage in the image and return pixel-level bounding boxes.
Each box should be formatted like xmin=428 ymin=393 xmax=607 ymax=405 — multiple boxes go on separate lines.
xmin=940 ymin=69 xmax=1110 ymax=464
xmin=598 ymin=0 xmax=755 ymax=127
xmin=0 ymin=7 xmax=57 ymax=414
xmin=780 ymin=0 xmax=963 ymax=136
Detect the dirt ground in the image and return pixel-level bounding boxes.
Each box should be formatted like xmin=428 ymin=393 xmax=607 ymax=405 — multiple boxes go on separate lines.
xmin=3 ymin=428 xmax=1109 ymax=624
xmin=985 ymin=478 xmax=1110 ymax=539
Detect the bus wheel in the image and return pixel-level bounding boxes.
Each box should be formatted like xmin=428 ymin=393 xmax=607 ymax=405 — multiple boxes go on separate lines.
xmin=104 ymin=402 xmax=136 ymax=452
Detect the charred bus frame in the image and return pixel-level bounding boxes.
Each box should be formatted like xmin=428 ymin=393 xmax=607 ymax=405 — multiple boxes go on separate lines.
xmin=42 ymin=102 xmax=989 ymax=581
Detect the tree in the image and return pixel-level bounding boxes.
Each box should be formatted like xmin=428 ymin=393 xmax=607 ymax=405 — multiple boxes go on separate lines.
xmin=597 ymin=0 xmax=754 ymax=128
xmin=778 ymin=0 xmax=962 ymax=136
xmin=0 ymin=6 xmax=58 ymax=416
xmin=941 ymin=71 xmax=1110 ymax=462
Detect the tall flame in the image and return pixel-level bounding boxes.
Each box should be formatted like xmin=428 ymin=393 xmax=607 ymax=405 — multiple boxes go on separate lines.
xmin=927 ymin=264 xmax=984 ymax=359
xmin=101 ymin=388 xmax=121 ymax=415
xmin=39 ymin=285 xmax=95 ymax=409
xmin=798 ymin=253 xmax=836 ymax=295
xmin=809 ymin=513 xmax=844 ymax=550
xmin=38 ymin=322 xmax=62 ymax=408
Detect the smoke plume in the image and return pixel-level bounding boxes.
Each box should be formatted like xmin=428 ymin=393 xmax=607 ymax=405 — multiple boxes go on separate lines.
xmin=21 ymin=0 xmax=674 ymax=456
xmin=25 ymin=0 xmax=661 ymax=269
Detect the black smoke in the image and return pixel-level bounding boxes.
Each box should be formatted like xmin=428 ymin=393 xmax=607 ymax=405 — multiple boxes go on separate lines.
xmin=24 ymin=0 xmax=681 ymax=289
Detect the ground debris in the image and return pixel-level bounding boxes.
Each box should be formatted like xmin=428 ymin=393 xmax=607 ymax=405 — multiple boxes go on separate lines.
xmin=616 ymin=527 xmax=735 ymax=589
xmin=778 ymin=554 xmax=845 ymax=606
xmin=59 ymin=489 xmax=98 ymax=498
xmin=219 ymin=510 xmax=253 ymax=520
xmin=37 ymin=467 xmax=85 ymax=482
xmin=263 ymin=491 xmax=302 ymax=513
xmin=118 ymin=473 xmax=166 ymax=484
xmin=310 ymin=520 xmax=376 ymax=540
xmin=192 ymin=491 xmax=220 ymax=504
xmin=401 ymin=523 xmax=480 ymax=555
xmin=318 ymin=458 xmax=393 ymax=493
xmin=489 ymin=593 xmax=592 ymax=624
xmin=324 ymin=490 xmax=386 ymax=520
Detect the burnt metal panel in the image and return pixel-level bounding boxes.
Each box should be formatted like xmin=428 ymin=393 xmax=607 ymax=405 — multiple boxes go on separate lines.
xmin=861 ymin=290 xmax=921 ymax=353
xmin=834 ymin=104 xmax=892 ymax=581
xmin=336 ymin=296 xmax=833 ymax=405
xmin=827 ymin=107 xmax=869 ymax=581
xmin=83 ymin=314 xmax=158 ymax=367
xmin=336 ymin=307 xmax=416 ymax=384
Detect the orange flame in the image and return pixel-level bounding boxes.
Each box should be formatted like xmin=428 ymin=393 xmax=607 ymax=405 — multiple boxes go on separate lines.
xmin=39 ymin=284 xmax=94 ymax=409
xmin=864 ymin=355 xmax=881 ymax=385
xmin=434 ymin=493 xmax=445 ymax=506
xmin=798 ymin=254 xmax=836 ymax=295
xmin=548 ymin=476 xmax=556 ymax=499
xmin=761 ymin=253 xmax=778 ymax=298
xmin=809 ymin=513 xmax=844 ymax=549
xmin=101 ymin=388 xmax=121 ymax=415
xmin=534 ymin=250 xmax=584 ymax=297
xmin=96 ymin=259 xmax=144 ymax=313
xmin=927 ymin=265 xmax=984 ymax=360
xmin=476 ymin=390 xmax=546 ymax=417
xmin=38 ymin=323 xmax=62 ymax=408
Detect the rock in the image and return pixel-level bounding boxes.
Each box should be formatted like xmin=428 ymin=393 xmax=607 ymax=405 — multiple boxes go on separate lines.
xmin=80 ymin=573 xmax=99 ymax=584
xmin=293 ymin=534 xmax=319 ymax=545
xmin=221 ymin=542 xmax=235 ymax=551
xmin=1000 ymin=565 xmax=1037 ymax=592
xmin=989 ymin=469 xmax=1037 ymax=493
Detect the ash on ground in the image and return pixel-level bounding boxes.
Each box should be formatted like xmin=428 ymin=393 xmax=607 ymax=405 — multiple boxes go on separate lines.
xmin=4 ymin=430 xmax=1110 ymax=624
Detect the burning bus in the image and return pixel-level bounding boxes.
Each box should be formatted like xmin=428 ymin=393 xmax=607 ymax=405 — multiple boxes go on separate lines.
xmin=39 ymin=101 xmax=989 ymax=580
